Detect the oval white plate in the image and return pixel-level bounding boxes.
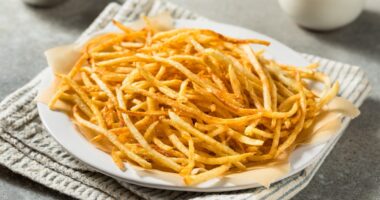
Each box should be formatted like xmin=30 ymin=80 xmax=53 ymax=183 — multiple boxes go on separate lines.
xmin=37 ymin=19 xmax=326 ymax=192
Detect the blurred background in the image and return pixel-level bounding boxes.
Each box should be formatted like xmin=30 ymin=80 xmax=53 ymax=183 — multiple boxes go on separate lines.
xmin=0 ymin=0 xmax=379 ymax=199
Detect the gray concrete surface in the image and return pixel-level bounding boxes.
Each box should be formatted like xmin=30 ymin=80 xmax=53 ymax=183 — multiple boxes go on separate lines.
xmin=0 ymin=0 xmax=379 ymax=199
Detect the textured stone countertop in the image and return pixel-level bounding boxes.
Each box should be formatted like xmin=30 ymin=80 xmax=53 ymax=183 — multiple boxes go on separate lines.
xmin=0 ymin=0 xmax=379 ymax=199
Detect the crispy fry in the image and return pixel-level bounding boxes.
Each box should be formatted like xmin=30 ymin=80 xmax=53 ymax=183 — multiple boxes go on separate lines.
xmin=73 ymin=107 xmax=151 ymax=168
xmin=112 ymin=149 xmax=126 ymax=171
xmin=117 ymin=88 xmax=182 ymax=172
xmin=242 ymin=45 xmax=272 ymax=111
xmin=184 ymin=164 xmax=231 ymax=185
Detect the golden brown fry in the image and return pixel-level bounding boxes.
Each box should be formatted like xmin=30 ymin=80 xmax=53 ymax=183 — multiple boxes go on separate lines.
xmin=112 ymin=19 xmax=134 ymax=33
xmin=184 ymin=164 xmax=231 ymax=185
xmin=61 ymin=75 xmax=107 ymax=128
xmin=73 ymin=107 xmax=151 ymax=168
xmin=116 ymin=88 xmax=182 ymax=172
xmin=112 ymin=149 xmax=126 ymax=171
xmin=168 ymin=112 xmax=238 ymax=155
xmin=242 ymin=45 xmax=272 ymax=111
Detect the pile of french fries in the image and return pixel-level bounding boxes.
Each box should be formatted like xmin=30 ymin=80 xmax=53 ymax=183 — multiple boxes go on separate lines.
xmin=49 ymin=18 xmax=339 ymax=185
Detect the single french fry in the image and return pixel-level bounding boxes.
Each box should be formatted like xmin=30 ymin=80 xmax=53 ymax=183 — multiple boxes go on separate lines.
xmin=184 ymin=164 xmax=231 ymax=185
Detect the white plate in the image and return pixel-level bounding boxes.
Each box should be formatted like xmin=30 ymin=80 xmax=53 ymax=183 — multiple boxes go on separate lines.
xmin=37 ymin=19 xmax=327 ymax=192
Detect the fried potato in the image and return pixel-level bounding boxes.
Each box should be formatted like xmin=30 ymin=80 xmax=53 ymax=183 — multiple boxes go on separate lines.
xmin=49 ymin=17 xmax=339 ymax=185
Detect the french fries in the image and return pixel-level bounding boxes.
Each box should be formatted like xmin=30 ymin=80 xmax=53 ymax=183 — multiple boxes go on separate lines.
xmin=49 ymin=17 xmax=339 ymax=185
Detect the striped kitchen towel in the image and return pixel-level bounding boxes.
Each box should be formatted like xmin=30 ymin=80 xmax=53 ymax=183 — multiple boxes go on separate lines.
xmin=0 ymin=0 xmax=370 ymax=199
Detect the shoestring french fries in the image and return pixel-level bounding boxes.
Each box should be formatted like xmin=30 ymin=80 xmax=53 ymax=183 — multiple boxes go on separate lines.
xmin=49 ymin=19 xmax=339 ymax=185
